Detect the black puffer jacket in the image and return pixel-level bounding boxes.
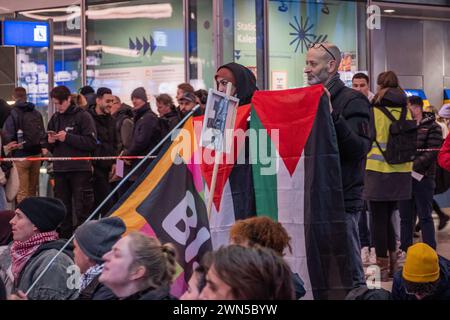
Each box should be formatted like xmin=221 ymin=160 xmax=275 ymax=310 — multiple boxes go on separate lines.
xmin=77 ymin=274 xmax=116 ymax=300
xmin=414 ymin=113 xmax=442 ymax=178
xmin=114 ymin=104 xmax=134 ymax=153
xmin=122 ymin=285 xmax=176 ymax=300
xmin=328 ymin=74 xmax=373 ymax=212
xmin=161 ymin=110 xmax=181 ymax=132
xmin=88 ymin=107 xmax=117 ymax=171
xmin=123 ymin=103 xmax=162 ymax=179
xmin=46 ymin=104 xmax=97 ymax=172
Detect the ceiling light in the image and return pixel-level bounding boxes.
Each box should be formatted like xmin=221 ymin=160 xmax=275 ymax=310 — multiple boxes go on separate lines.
xmin=384 ymin=9 xmax=395 ymax=13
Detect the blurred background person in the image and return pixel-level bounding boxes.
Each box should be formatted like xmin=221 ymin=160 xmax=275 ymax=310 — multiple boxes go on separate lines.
xmin=199 ymin=245 xmax=295 ymax=300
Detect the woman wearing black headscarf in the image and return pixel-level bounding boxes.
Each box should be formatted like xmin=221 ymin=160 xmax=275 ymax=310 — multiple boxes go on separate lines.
xmin=213 ymin=63 xmax=258 ymax=219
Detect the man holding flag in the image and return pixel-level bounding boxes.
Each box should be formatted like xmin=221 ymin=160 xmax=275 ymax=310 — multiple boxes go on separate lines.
xmin=305 ymin=42 xmax=373 ymax=288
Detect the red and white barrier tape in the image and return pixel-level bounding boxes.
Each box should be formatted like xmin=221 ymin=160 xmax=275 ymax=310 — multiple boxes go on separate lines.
xmin=0 ymin=156 xmax=156 ymax=162
xmin=417 ymin=148 xmax=441 ymax=152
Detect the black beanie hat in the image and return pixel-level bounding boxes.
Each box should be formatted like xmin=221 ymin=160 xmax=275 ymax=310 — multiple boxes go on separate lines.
xmin=18 ymin=197 xmax=66 ymax=232
xmin=74 ymin=217 xmax=126 ymax=264
xmin=131 ymin=87 xmax=148 ymax=103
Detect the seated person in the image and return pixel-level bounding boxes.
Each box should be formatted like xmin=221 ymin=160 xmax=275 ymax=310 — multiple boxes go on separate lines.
xmin=7 ymin=197 xmax=77 ymax=300
xmin=199 ymin=245 xmax=295 ymax=300
xmin=74 ymin=217 xmax=126 ymax=300
xmin=230 ymin=216 xmax=306 ymax=299
xmin=180 ymin=265 xmax=207 ymax=300
xmin=99 ymin=232 xmax=177 ymax=300
xmin=392 ymin=242 xmax=450 ymax=300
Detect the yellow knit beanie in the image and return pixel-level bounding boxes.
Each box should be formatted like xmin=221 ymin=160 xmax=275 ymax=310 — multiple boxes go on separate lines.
xmin=402 ymin=243 xmax=440 ymax=283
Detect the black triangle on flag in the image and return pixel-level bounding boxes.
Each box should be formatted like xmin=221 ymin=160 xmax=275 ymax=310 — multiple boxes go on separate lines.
xmin=136 ymin=37 xmax=143 ymax=51
xmin=143 ymin=37 xmax=150 ymax=55
xmin=129 ymin=38 xmax=135 ymax=50
xmin=133 ymin=155 xmax=212 ymax=283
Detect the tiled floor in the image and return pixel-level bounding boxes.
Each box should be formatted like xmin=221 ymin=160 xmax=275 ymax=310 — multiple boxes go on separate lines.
xmin=367 ymin=210 xmax=450 ymax=291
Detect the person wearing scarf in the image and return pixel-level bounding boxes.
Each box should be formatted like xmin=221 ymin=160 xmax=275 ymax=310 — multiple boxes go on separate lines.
xmin=8 ymin=197 xmax=78 ymax=300
xmin=73 ymin=217 xmax=125 ymax=300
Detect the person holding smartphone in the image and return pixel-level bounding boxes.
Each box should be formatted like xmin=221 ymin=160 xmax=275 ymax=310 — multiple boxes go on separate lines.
xmin=45 ymin=85 xmax=97 ymax=239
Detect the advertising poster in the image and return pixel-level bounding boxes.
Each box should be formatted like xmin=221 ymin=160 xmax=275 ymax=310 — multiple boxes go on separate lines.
xmin=86 ymin=0 xmax=185 ymax=102
xmin=271 ymin=71 xmax=288 ymax=90
xmin=267 ymin=0 xmax=358 ymax=89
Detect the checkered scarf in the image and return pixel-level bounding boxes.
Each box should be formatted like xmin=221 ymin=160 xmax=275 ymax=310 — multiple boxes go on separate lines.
xmin=80 ymin=264 xmax=103 ymax=291
xmin=10 ymin=231 xmax=59 ymax=280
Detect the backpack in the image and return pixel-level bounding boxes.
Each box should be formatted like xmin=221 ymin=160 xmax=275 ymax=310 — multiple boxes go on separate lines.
xmin=11 ymin=107 xmax=44 ymax=151
xmin=374 ymin=106 xmax=417 ymax=165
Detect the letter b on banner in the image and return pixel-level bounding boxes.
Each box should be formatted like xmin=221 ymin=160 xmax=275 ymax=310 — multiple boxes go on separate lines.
xmin=162 ymin=191 xmax=210 ymax=263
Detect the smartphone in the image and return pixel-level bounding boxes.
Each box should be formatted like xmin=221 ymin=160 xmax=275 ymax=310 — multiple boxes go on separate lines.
xmin=47 ymin=131 xmax=56 ymax=135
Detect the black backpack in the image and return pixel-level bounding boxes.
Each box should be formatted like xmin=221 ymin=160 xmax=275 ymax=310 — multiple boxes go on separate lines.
xmin=11 ymin=107 xmax=45 ymax=151
xmin=374 ymin=106 xmax=417 ymax=165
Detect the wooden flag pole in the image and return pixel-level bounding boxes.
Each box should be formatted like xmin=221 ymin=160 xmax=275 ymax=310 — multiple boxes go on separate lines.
xmin=207 ymin=82 xmax=235 ymax=219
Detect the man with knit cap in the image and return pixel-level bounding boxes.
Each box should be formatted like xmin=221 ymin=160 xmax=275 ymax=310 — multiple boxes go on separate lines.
xmin=122 ymin=87 xmax=162 ymax=186
xmin=7 ymin=197 xmax=78 ymax=300
xmin=392 ymin=242 xmax=450 ymax=300
xmin=74 ymin=217 xmax=125 ymax=300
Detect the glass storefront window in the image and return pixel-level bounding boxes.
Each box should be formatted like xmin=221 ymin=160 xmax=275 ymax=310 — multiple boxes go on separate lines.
xmin=268 ymin=0 xmax=358 ymax=89
xmin=188 ymin=0 xmax=214 ymax=90
xmin=86 ymin=0 xmax=185 ymax=106
xmin=18 ymin=6 xmax=83 ymax=121
xmin=222 ymin=0 xmax=259 ymax=85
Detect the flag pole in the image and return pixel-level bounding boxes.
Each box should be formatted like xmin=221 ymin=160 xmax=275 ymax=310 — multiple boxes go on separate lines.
xmin=207 ymin=83 xmax=235 ymax=219
xmin=26 ymin=105 xmax=200 ymax=296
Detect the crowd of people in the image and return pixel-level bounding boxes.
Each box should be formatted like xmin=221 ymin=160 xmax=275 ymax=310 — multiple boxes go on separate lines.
xmin=0 ymin=42 xmax=449 ymax=300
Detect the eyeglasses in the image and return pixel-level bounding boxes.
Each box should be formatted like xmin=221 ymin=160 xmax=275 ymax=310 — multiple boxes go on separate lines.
xmin=308 ymin=42 xmax=336 ymax=61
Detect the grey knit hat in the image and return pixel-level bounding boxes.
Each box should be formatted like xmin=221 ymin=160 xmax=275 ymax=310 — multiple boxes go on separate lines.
xmin=74 ymin=217 xmax=126 ymax=264
xmin=131 ymin=87 xmax=148 ymax=103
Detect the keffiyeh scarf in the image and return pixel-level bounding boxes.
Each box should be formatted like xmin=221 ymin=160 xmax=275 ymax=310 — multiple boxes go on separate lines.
xmin=10 ymin=231 xmax=59 ymax=280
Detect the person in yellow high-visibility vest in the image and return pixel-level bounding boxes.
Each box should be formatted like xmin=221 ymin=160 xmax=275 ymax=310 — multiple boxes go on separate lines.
xmin=363 ymin=71 xmax=413 ymax=282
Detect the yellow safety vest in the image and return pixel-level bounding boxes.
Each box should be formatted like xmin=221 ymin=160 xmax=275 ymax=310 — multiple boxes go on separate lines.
xmin=366 ymin=106 xmax=413 ymax=173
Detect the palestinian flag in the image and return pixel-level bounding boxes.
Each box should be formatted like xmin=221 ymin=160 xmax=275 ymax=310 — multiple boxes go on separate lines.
xmin=250 ymin=85 xmax=351 ymax=300
xmin=194 ymin=104 xmax=256 ymax=249
xmin=109 ymin=117 xmax=212 ymax=297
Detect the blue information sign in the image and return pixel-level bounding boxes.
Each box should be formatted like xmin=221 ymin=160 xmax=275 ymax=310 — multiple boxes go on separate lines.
xmin=3 ymin=20 xmax=49 ymax=47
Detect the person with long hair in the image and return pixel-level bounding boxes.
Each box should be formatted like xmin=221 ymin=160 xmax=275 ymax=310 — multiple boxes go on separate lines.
xmin=99 ymin=232 xmax=177 ymax=300
xmin=229 ymin=216 xmax=306 ymax=299
xmin=363 ymin=71 xmax=413 ymax=281
xmin=199 ymin=245 xmax=295 ymax=300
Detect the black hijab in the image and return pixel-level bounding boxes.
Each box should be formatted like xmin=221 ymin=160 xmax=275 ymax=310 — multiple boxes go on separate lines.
xmin=216 ymin=62 xmax=258 ymax=106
